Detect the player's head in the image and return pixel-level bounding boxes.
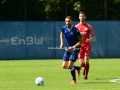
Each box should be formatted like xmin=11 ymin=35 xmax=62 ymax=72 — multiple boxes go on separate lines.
xmin=79 ymin=11 xmax=86 ymax=22
xmin=65 ymin=16 xmax=73 ymax=28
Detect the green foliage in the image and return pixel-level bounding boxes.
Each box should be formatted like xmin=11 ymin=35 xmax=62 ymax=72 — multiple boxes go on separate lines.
xmin=0 ymin=59 xmax=120 ymax=90
xmin=44 ymin=0 xmax=65 ymax=20
xmin=74 ymin=1 xmax=81 ymax=12
xmin=114 ymin=0 xmax=120 ymax=3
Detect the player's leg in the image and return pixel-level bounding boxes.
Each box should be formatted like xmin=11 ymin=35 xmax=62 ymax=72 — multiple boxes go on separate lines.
xmin=71 ymin=50 xmax=81 ymax=77
xmin=78 ymin=58 xmax=85 ymax=67
xmin=62 ymin=51 xmax=75 ymax=83
xmin=79 ymin=58 xmax=85 ymax=75
xmin=74 ymin=65 xmax=81 ymax=77
xmin=84 ymin=56 xmax=90 ymax=79
xmin=84 ymin=45 xmax=91 ymax=79
xmin=78 ymin=48 xmax=85 ymax=76
xmin=68 ymin=60 xmax=76 ymax=84
xmin=62 ymin=51 xmax=70 ymax=69
xmin=62 ymin=61 xmax=69 ymax=69
xmin=68 ymin=50 xmax=80 ymax=84
xmin=78 ymin=47 xmax=85 ymax=67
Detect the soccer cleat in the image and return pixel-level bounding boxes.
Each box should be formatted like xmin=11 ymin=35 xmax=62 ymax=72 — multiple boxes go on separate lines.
xmin=76 ymin=66 xmax=81 ymax=77
xmin=84 ymin=77 xmax=88 ymax=80
xmin=71 ymin=80 xmax=77 ymax=84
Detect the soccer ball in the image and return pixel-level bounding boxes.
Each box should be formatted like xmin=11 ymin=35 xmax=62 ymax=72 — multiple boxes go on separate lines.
xmin=35 ymin=77 xmax=44 ymax=86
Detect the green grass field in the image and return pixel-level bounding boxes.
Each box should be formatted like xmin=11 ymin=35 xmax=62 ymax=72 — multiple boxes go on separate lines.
xmin=0 ymin=58 xmax=120 ymax=90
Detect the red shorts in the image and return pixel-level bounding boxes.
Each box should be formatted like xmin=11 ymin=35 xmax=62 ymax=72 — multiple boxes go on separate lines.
xmin=78 ymin=44 xmax=91 ymax=59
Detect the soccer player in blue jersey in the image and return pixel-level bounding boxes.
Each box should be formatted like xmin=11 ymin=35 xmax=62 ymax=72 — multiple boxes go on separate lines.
xmin=60 ymin=16 xmax=83 ymax=84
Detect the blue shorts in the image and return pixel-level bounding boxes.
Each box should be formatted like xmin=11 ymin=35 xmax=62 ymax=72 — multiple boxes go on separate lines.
xmin=63 ymin=49 xmax=80 ymax=62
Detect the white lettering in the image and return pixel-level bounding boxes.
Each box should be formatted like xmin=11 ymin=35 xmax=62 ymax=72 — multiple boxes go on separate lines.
xmin=10 ymin=37 xmax=43 ymax=45
xmin=19 ymin=39 xmax=25 ymax=45
xmin=80 ymin=32 xmax=87 ymax=35
xmin=26 ymin=37 xmax=33 ymax=45
xmin=35 ymin=37 xmax=42 ymax=45
xmin=11 ymin=37 xmax=18 ymax=45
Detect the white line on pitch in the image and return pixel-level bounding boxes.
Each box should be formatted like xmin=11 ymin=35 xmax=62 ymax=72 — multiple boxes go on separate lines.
xmin=110 ymin=78 xmax=120 ymax=83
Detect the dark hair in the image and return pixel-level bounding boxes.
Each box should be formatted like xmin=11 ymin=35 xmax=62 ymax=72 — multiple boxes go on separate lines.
xmin=79 ymin=11 xmax=85 ymax=15
xmin=65 ymin=16 xmax=73 ymax=20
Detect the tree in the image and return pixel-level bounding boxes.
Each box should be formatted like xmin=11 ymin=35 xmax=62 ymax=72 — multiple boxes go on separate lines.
xmin=107 ymin=0 xmax=120 ymax=20
xmin=0 ymin=0 xmax=120 ymax=20
xmin=73 ymin=0 xmax=120 ymax=20
xmin=26 ymin=0 xmax=46 ymax=20
xmin=44 ymin=0 xmax=65 ymax=20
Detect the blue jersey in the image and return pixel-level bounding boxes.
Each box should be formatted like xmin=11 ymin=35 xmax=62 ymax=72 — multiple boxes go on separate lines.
xmin=61 ymin=25 xmax=81 ymax=48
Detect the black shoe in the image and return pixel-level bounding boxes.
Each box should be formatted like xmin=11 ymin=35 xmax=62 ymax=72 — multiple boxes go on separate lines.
xmin=84 ymin=77 xmax=88 ymax=80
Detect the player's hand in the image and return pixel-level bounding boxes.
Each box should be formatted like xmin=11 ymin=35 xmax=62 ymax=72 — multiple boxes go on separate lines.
xmin=60 ymin=44 xmax=64 ymax=49
xmin=86 ymin=39 xmax=91 ymax=42
xmin=66 ymin=47 xmax=74 ymax=52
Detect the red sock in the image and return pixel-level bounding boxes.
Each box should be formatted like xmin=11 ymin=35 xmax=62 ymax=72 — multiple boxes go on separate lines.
xmin=84 ymin=63 xmax=89 ymax=78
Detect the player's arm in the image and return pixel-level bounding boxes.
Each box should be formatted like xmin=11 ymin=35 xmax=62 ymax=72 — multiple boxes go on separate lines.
xmin=86 ymin=26 xmax=96 ymax=42
xmin=72 ymin=35 xmax=83 ymax=49
xmin=66 ymin=35 xmax=83 ymax=52
xmin=60 ymin=32 xmax=64 ymax=49
xmin=88 ymin=33 xmax=96 ymax=42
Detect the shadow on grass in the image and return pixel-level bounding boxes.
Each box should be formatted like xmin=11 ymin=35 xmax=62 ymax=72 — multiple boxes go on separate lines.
xmin=81 ymin=81 xmax=111 ymax=84
xmin=80 ymin=78 xmax=114 ymax=84
xmin=95 ymin=78 xmax=113 ymax=80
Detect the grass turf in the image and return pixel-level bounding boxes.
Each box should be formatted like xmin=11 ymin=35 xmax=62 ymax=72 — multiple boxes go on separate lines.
xmin=0 ymin=58 xmax=120 ymax=90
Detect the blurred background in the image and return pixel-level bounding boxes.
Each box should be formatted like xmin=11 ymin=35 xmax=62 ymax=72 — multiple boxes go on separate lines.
xmin=0 ymin=0 xmax=120 ymax=59
xmin=1 ymin=0 xmax=120 ymax=21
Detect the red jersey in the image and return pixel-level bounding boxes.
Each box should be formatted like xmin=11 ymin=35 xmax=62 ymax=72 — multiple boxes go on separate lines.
xmin=75 ymin=23 xmax=94 ymax=46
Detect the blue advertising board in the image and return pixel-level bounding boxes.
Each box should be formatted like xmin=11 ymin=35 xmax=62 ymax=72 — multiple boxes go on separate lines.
xmin=0 ymin=21 xmax=120 ymax=59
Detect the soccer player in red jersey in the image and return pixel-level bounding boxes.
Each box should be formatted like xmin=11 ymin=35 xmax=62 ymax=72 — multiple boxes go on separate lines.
xmin=75 ymin=11 xmax=96 ymax=79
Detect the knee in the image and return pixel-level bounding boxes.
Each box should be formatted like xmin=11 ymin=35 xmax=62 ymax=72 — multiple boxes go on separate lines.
xmin=67 ymin=65 xmax=73 ymax=69
xmin=62 ymin=65 xmax=67 ymax=69
xmin=85 ymin=59 xmax=89 ymax=64
xmin=85 ymin=61 xmax=89 ymax=64
xmin=81 ymin=63 xmax=85 ymax=67
xmin=62 ymin=65 xmax=72 ymax=69
xmin=84 ymin=56 xmax=89 ymax=64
